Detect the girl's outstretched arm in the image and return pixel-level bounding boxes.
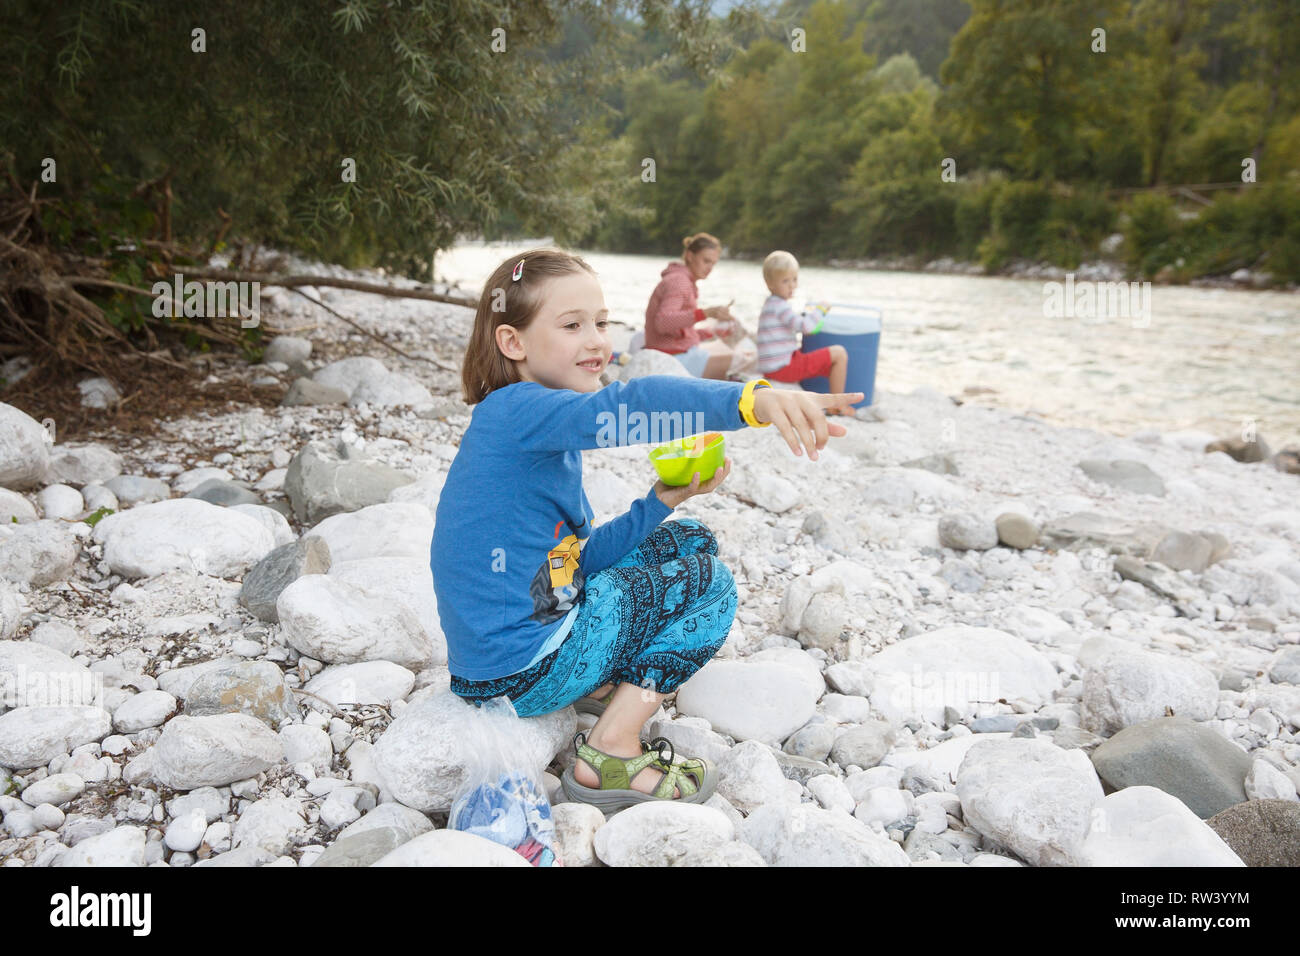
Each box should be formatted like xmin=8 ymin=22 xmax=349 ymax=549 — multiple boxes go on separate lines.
xmin=509 ymin=376 xmax=750 ymax=453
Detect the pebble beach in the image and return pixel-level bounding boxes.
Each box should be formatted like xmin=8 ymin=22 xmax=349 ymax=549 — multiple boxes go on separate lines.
xmin=1 ymin=253 xmax=1298 ymax=867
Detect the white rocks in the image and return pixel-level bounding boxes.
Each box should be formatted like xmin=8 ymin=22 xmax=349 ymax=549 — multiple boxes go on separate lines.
xmin=92 ymin=498 xmax=275 ymax=579
xmin=371 ymin=690 xmax=572 ymax=812
xmin=740 ymin=803 xmax=910 ymax=867
xmin=0 ymin=641 xmax=97 ymax=706
xmin=52 ymin=825 xmax=147 ymax=867
xmin=103 ymin=474 xmax=170 ymax=506
xmin=938 ymin=512 xmax=998 ymax=551
xmin=998 ymin=606 xmax=1073 ymax=645
xmin=0 ymin=520 xmax=81 ymax=587
xmin=20 ymin=772 xmax=86 ymax=807
xmin=228 ymin=503 xmax=295 ymax=548
xmin=716 ymin=741 xmax=802 ymax=814
xmin=37 ymin=484 xmax=84 ymax=519
xmin=43 ymin=443 xmax=123 ymax=486
xmin=0 ymin=488 xmax=37 ymax=524
xmin=77 ymin=377 xmax=122 ymax=409
xmin=1079 ymin=644 xmax=1219 ymax=736
xmin=593 ymin=802 xmax=763 ymax=867
xmin=277 ymin=574 xmax=434 ymax=670
xmin=675 ymin=660 xmax=822 ymax=745
xmin=336 ymin=801 xmax=434 ymax=844
xmin=798 ymin=591 xmax=849 ymax=649
xmin=956 ymin=738 xmax=1104 ymax=866
xmin=0 ymin=402 xmax=51 ymax=489
xmin=646 ymin=715 xmax=732 ymax=765
xmin=0 ymin=706 xmax=112 ymax=770
xmin=307 ymin=502 xmax=434 ymax=563
xmin=350 ymin=372 xmax=434 ymax=408
xmin=855 ymin=786 xmax=913 ymax=828
xmin=279 ymin=724 xmax=333 ymax=773
xmin=1245 ymin=759 xmax=1298 ymax=802
xmin=28 ymin=620 xmax=85 ymax=657
xmin=112 ymin=690 xmax=178 ymax=733
xmin=551 ymin=801 xmax=606 ymax=867
xmin=372 ymin=828 xmax=533 ymax=866
xmin=863 ymin=625 xmax=1059 ymax=725
xmin=164 ymin=809 xmax=209 ymax=852
xmin=807 ymin=774 xmax=856 ymax=813
xmin=821 ymin=693 xmax=874 ymax=724
xmin=327 ymin=557 xmax=446 ymax=664
xmin=233 ymin=795 xmax=309 ymax=853
xmin=1078 ymin=787 xmax=1244 ymax=866
xmin=172 ymin=467 xmax=233 ymax=495
xmin=319 ymin=789 xmax=363 ymax=830
xmin=167 ymin=787 xmax=228 ymax=823
xmin=31 ymin=803 xmax=64 ymax=830
xmin=311 ymin=357 xmax=390 ymax=399
xmin=0 ymin=581 xmax=25 ymax=640
xmin=151 ymin=713 xmax=284 ymax=789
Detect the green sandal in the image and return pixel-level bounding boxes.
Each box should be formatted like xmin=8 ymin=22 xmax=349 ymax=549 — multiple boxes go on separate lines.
xmin=560 ymin=733 xmax=718 ymax=814
xmin=573 ymin=688 xmax=615 ymax=717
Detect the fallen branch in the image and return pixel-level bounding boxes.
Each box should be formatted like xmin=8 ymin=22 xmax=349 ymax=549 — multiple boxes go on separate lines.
xmin=182 ymin=268 xmax=477 ymax=308
xmin=290 ymin=287 xmax=458 ymax=371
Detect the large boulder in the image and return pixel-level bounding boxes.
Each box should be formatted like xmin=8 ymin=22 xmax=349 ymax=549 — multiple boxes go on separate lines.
xmin=181 ymin=660 xmax=299 ymax=729
xmin=675 ymin=659 xmax=823 ymax=745
xmin=0 ymin=520 xmax=81 ymax=587
xmin=283 ymin=441 xmax=415 ymax=525
xmin=739 ymin=803 xmax=910 ymax=867
xmin=371 ymin=829 xmax=531 ymax=867
xmin=306 ymin=502 xmax=434 ymax=563
xmin=0 ymin=706 xmax=112 ymax=770
xmin=1090 ymin=716 xmax=1252 ymax=819
xmin=91 ymin=498 xmax=275 ymax=579
xmin=1078 ymin=786 xmax=1243 ymax=866
xmin=42 ymin=442 xmax=123 ymax=486
xmin=276 ymin=574 xmax=434 ymax=669
xmin=1079 ymin=644 xmax=1219 ymax=736
xmin=956 ymin=738 xmax=1104 ymax=866
xmin=150 ymin=713 xmax=284 ymax=789
xmin=0 ymin=402 xmax=51 ymax=489
xmin=592 ymin=802 xmax=764 ymax=867
xmin=863 ymin=626 xmax=1059 ymax=725
xmin=1206 ymin=799 xmax=1300 ymax=867
xmin=371 ymin=690 xmax=572 ymax=812
xmin=0 ymin=641 xmax=98 ymax=707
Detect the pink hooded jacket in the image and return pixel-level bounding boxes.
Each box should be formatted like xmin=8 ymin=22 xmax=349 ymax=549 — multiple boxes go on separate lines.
xmin=644 ymin=261 xmax=715 ymax=354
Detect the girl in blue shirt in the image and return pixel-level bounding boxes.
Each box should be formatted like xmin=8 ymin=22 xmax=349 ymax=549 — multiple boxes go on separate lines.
xmin=432 ymin=248 xmax=861 ymax=813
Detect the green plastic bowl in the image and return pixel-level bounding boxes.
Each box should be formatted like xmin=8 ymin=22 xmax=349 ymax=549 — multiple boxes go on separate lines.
xmin=648 ymin=432 xmax=726 ymax=486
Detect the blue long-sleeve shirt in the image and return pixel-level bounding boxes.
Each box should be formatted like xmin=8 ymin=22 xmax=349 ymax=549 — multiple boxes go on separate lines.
xmin=431 ymin=375 xmax=753 ymax=681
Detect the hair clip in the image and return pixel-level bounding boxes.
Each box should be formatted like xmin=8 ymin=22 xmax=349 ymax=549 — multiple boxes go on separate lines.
xmin=511 ymin=259 xmax=525 ymax=282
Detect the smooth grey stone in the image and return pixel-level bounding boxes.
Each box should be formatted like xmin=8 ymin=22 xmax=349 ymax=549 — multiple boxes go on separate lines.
xmin=995 ymin=513 xmax=1039 ymax=549
xmin=311 ymin=826 xmax=405 ymax=867
xmin=1039 ymin=511 xmax=1168 ymax=556
xmin=104 ymin=474 xmax=171 ymax=506
xmin=283 ymin=440 xmax=415 ymax=525
xmin=971 ymin=715 xmax=1021 ymax=733
xmin=182 ymin=660 xmax=299 ymax=729
xmin=263 ymin=337 xmax=312 ymax=368
xmin=1149 ymin=531 xmax=1213 ymax=573
xmin=1010 ymin=721 xmax=1037 ymax=739
xmin=901 ymin=454 xmax=959 ymax=476
xmin=1113 ymin=555 xmax=1199 ymax=603
xmin=902 ymin=767 xmax=948 ymax=795
xmin=1218 ymin=669 xmax=1252 ymax=692
xmin=1206 ymin=800 xmax=1300 ymax=866
xmin=783 ymin=722 xmax=835 ymax=762
xmin=1269 ymin=647 xmax=1300 ymax=686
xmin=1051 ymin=725 xmax=1105 ymax=753
xmin=186 ymin=478 xmax=261 ymax=508
xmin=1091 ymin=716 xmax=1252 ymax=819
xmin=904 ymin=829 xmax=962 ymax=862
xmin=1077 ymin=459 xmax=1166 ymax=496
xmin=282 ymin=378 xmax=349 ymax=407
xmin=938 ymin=513 xmax=998 ymax=551
xmin=830 ymin=721 xmax=895 ymax=770
xmin=769 ymin=749 xmax=832 ymax=786
xmin=240 ymin=535 xmax=331 ymax=622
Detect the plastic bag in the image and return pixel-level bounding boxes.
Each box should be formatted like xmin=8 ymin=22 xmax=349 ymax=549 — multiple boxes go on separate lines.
xmin=447 ymin=696 xmax=562 ymax=867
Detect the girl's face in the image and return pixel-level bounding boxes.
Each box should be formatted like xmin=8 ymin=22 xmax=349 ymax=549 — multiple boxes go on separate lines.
xmin=685 ymin=246 xmax=719 ymax=281
xmin=496 ymin=270 xmax=611 ymax=393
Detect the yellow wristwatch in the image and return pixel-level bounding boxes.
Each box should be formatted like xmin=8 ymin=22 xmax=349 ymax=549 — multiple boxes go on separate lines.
xmin=739 ymin=378 xmax=772 ymax=428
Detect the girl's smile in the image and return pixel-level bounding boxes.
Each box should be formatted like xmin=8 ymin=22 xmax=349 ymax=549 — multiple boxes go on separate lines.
xmin=496 ymin=271 xmax=612 ymax=392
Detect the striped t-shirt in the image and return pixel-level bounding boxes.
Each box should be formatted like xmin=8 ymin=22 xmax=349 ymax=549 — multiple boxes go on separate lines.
xmin=757 ymin=295 xmax=824 ymax=373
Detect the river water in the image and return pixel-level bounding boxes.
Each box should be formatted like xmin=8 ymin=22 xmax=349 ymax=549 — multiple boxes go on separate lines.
xmin=434 ymin=241 xmax=1300 ymax=449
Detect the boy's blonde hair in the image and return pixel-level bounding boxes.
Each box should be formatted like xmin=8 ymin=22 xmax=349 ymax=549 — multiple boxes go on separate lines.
xmin=763 ymin=250 xmax=799 ymax=283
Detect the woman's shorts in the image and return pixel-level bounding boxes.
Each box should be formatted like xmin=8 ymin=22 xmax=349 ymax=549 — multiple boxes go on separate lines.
xmin=765 ymin=346 xmax=834 ymax=382
xmin=449 ymin=518 xmax=736 ymax=718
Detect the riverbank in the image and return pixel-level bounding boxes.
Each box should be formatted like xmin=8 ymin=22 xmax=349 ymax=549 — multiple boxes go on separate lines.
xmin=1 ymin=252 xmax=1297 ymax=867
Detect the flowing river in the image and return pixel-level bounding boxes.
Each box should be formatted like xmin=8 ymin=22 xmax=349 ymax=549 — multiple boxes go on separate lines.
xmin=434 ymin=241 xmax=1300 ymax=449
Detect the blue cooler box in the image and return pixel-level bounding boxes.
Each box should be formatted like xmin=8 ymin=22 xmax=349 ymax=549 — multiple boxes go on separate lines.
xmin=798 ymin=304 xmax=882 ymax=407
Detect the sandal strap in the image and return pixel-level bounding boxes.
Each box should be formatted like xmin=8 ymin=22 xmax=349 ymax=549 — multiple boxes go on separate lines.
xmin=571 ymin=733 xmax=706 ymax=799
xmin=575 ymin=740 xmax=665 ymax=792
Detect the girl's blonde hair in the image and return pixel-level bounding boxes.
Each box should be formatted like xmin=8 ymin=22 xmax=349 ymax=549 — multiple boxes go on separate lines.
xmin=763 ymin=250 xmax=798 ymax=282
xmin=460 ymin=247 xmax=596 ymax=405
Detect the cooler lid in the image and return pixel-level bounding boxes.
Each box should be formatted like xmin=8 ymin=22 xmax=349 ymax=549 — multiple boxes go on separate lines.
xmin=814 ymin=304 xmax=882 ymax=335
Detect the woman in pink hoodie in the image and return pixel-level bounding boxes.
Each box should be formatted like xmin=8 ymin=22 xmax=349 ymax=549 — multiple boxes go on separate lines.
xmin=644 ymin=233 xmax=738 ymax=379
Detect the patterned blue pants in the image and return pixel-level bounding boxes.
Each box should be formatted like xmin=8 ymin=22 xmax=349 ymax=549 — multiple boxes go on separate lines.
xmin=450 ymin=518 xmax=736 ymax=718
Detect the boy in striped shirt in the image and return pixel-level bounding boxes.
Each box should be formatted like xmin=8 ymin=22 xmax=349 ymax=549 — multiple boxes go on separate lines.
xmin=756 ymin=251 xmax=853 ymax=415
